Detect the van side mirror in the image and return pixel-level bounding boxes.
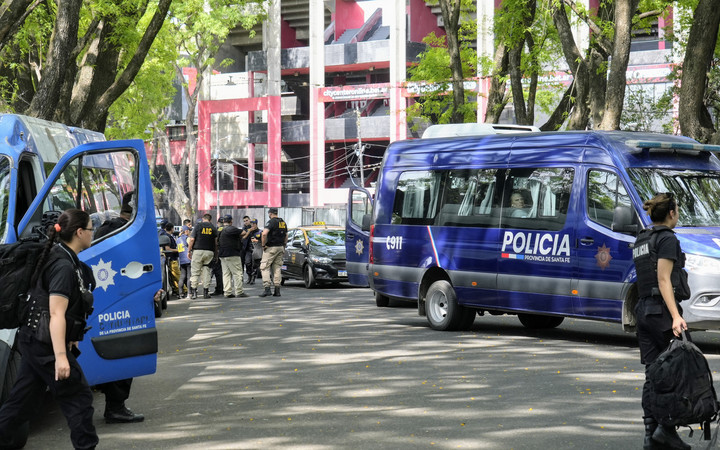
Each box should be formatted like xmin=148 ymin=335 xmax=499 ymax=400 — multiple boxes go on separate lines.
xmin=612 ymin=206 xmax=638 ymax=235
xmin=361 ymin=214 xmax=371 ymax=232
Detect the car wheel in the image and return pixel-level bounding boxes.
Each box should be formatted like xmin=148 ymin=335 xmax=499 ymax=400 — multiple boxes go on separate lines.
xmin=375 ymin=292 xmax=390 ymax=307
xmin=154 ymin=300 xmax=163 ymax=318
xmin=303 ymin=264 xmax=316 ymax=289
xmin=518 ymin=313 xmax=564 ymax=329
xmin=425 ymin=280 xmax=474 ymax=331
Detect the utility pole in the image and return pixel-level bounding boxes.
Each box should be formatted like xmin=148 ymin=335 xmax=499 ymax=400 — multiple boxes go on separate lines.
xmin=355 ymin=108 xmax=364 ymax=187
xmin=215 ymin=148 xmax=220 ymax=220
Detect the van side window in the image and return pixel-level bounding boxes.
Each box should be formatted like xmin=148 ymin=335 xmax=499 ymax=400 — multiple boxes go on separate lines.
xmin=587 ymin=170 xmax=631 ymax=229
xmin=45 ymin=151 xmax=138 ymax=238
xmin=392 ymin=171 xmax=442 ymax=225
xmin=502 ymin=167 xmax=574 ymax=231
xmin=435 ymin=169 xmax=500 ymax=227
xmin=350 ymin=190 xmax=372 ymax=227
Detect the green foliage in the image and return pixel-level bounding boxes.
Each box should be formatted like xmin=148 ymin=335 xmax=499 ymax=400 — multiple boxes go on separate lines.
xmin=407 ymin=32 xmax=477 ymax=125
xmin=620 ymin=83 xmax=674 ymax=132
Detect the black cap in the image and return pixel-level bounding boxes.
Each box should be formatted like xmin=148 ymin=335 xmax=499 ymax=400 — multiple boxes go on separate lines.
xmin=268 ymin=207 xmax=278 ymax=214
xmin=223 ymin=215 xmax=233 ymax=223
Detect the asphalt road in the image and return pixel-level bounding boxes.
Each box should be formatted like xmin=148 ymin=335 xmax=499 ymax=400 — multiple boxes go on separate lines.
xmin=23 ymin=281 xmax=720 ymax=449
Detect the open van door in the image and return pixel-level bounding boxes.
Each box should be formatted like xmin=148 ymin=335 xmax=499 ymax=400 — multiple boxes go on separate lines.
xmin=17 ymin=139 xmax=159 ymax=385
xmin=346 ymin=187 xmax=373 ymax=287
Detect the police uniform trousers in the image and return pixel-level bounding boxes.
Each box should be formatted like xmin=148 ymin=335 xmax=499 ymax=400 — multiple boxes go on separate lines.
xmin=0 ymin=329 xmax=98 ymax=449
xmin=635 ymin=296 xmax=692 ymax=418
xmin=221 ymin=255 xmax=244 ymax=296
xmin=190 ymin=249 xmax=214 ymax=290
xmin=98 ymin=378 xmax=133 ymax=411
xmin=260 ymin=246 xmax=284 ymax=288
xmin=168 ymin=258 xmax=180 ymax=294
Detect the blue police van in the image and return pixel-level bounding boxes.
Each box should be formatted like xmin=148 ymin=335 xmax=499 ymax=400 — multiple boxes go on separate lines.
xmin=0 ymin=115 xmax=160 ymax=436
xmin=346 ymin=127 xmax=720 ymax=332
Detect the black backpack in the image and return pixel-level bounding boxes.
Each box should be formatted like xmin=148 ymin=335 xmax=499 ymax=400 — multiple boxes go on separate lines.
xmin=648 ymin=331 xmax=720 ymax=439
xmin=0 ymin=239 xmax=46 ymax=329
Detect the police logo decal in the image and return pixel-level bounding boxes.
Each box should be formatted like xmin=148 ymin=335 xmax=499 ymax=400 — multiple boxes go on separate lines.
xmin=92 ymin=258 xmax=117 ymax=291
xmin=355 ymin=239 xmax=364 ymax=255
xmin=594 ymin=244 xmax=612 ymax=270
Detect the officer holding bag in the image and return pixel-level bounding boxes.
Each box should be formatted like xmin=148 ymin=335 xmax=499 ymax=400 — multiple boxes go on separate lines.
xmin=632 ymin=192 xmax=691 ymax=450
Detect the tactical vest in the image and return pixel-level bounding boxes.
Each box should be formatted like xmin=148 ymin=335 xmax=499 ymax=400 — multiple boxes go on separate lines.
xmin=632 ymin=226 xmax=689 ymax=300
xmin=25 ymin=249 xmax=94 ymax=343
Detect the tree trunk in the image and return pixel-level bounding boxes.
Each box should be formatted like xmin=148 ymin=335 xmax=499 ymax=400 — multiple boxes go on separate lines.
xmin=540 ymin=82 xmax=576 ymax=131
xmin=597 ymin=0 xmax=639 ymax=130
xmin=552 ymin=2 xmax=590 ymax=129
xmin=508 ymin=44 xmax=527 ymax=125
xmin=588 ymin=48 xmax=607 ymax=128
xmin=439 ymin=0 xmax=465 ymax=123
xmin=679 ymin=0 xmax=720 ymax=143
xmin=484 ymin=43 xmax=509 ymax=124
xmin=78 ymin=0 xmax=172 ymax=132
xmin=0 ymin=0 xmax=35 ymax=51
xmin=26 ymin=0 xmax=82 ymax=120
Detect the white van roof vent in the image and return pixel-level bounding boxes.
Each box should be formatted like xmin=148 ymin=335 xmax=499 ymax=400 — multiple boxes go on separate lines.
xmin=422 ymin=123 xmax=541 ymax=139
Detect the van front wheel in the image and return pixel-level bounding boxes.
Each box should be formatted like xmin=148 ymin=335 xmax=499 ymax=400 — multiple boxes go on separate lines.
xmin=425 ymin=280 xmax=474 ymax=331
xmin=518 ymin=313 xmax=564 ymax=329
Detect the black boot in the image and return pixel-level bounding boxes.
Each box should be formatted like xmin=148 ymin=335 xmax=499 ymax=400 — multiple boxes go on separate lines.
xmin=652 ymin=424 xmax=690 ymax=450
xmin=203 ymin=288 xmax=210 ymax=299
xmin=273 ymin=287 xmax=281 ymax=297
xmin=259 ymin=287 xmax=271 ymax=297
xmin=190 ymin=288 xmax=197 ymax=299
xmin=643 ymin=418 xmax=658 ymax=450
xmin=104 ymin=405 xmax=145 ymax=424
xmin=248 ymin=275 xmax=255 ymax=285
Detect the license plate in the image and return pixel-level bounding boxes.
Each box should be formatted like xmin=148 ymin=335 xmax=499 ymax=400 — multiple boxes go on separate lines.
xmin=281 ymin=265 xmax=287 ymax=270
xmin=338 ymin=270 xmax=347 ymax=277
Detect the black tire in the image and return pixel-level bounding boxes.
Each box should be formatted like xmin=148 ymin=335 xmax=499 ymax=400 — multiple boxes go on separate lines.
xmin=154 ymin=300 xmax=163 ymax=318
xmin=375 ymin=292 xmax=390 ymax=307
xmin=518 ymin=313 xmax=564 ymax=329
xmin=161 ymin=292 xmax=168 ymax=310
xmin=1 ymin=346 xmax=29 ymax=448
xmin=303 ymin=265 xmax=316 ymax=289
xmin=425 ymin=280 xmax=474 ymax=331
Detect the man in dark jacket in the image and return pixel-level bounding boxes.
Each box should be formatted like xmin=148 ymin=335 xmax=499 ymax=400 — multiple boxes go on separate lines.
xmin=218 ymin=215 xmax=249 ymax=298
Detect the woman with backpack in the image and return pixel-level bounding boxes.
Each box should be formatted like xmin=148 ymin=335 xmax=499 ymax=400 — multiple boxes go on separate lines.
xmin=0 ymin=209 xmax=98 ymax=449
xmin=633 ymin=193 xmax=691 ymax=450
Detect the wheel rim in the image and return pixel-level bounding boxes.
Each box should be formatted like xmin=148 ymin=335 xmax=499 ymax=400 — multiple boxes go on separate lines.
xmin=426 ymin=289 xmax=448 ymax=324
xmin=304 ymin=266 xmax=312 ymax=287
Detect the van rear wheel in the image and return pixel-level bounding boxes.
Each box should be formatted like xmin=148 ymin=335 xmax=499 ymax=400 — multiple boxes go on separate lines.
xmin=375 ymin=292 xmax=390 ymax=307
xmin=425 ymin=280 xmax=474 ymax=331
xmin=518 ymin=313 xmax=564 ymax=329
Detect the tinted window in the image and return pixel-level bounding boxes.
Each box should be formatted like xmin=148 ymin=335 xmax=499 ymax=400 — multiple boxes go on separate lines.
xmin=392 ymin=171 xmax=442 ymax=225
xmin=501 ymin=167 xmax=574 ymax=231
xmin=587 ymin=170 xmax=632 ymax=229
xmin=435 ymin=169 xmax=500 ymax=228
xmin=308 ymin=229 xmax=345 ymax=246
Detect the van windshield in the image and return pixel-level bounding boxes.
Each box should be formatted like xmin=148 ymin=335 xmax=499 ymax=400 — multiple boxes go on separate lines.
xmin=629 ymin=168 xmax=720 ymax=227
xmin=0 ymin=156 xmax=9 ymax=242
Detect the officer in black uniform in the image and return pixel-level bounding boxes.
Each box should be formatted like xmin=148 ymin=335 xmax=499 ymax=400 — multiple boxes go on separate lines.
xmin=211 ymin=217 xmax=225 ymax=296
xmin=218 ymin=215 xmax=249 ymax=298
xmin=187 ymin=214 xmax=218 ymax=299
xmin=633 ymin=192 xmax=690 ymax=450
xmin=259 ymin=208 xmax=288 ymax=297
xmin=0 ymin=209 xmax=98 ymax=449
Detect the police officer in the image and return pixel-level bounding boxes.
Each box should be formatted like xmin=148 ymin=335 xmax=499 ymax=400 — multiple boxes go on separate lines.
xmin=211 ymin=217 xmax=225 ymax=296
xmin=249 ymin=219 xmax=263 ymax=284
xmin=240 ymin=216 xmax=255 ymax=281
xmin=160 ymin=222 xmax=180 ymax=298
xmin=218 ymin=215 xmax=249 ymax=298
xmin=259 ymin=207 xmax=287 ymax=297
xmin=187 ymin=214 xmax=218 ymax=299
xmin=0 ymin=209 xmax=98 ymax=449
xmin=633 ymin=193 xmax=691 ymax=450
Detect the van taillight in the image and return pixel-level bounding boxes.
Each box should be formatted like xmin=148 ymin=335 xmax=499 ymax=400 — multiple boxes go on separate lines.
xmin=369 ymin=224 xmax=374 ymax=264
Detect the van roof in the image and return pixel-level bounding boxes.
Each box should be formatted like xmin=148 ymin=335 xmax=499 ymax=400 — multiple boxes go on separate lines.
xmin=386 ymin=131 xmax=720 ymax=171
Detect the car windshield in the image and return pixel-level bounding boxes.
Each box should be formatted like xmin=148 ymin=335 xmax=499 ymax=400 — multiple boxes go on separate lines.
xmin=307 ymin=229 xmax=345 ymax=246
xmin=628 ymin=168 xmax=720 ymax=227
xmin=0 ymin=156 xmax=9 ymax=243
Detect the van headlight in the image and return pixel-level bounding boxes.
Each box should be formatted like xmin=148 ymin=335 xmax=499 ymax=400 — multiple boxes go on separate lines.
xmin=685 ymin=254 xmax=720 ymax=275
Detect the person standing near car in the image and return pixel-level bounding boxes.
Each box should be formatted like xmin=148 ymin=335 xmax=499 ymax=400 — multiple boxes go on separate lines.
xmin=160 ymin=222 xmax=180 ymax=299
xmin=259 ymin=208 xmax=287 ymax=297
xmin=0 ymin=209 xmax=98 ymax=449
xmin=240 ymin=215 xmax=255 ymax=281
xmin=177 ymin=225 xmax=191 ymax=298
xmin=218 ymin=215 xmax=249 ymax=298
xmin=249 ymin=219 xmax=263 ymax=284
xmin=187 ymin=214 xmax=217 ymax=299
xmin=633 ymin=193 xmax=691 ymax=450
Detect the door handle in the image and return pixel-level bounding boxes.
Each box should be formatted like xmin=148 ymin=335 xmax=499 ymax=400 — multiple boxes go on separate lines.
xmin=580 ymin=238 xmax=594 ymax=245
xmin=347 ymin=233 xmax=355 ymax=240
